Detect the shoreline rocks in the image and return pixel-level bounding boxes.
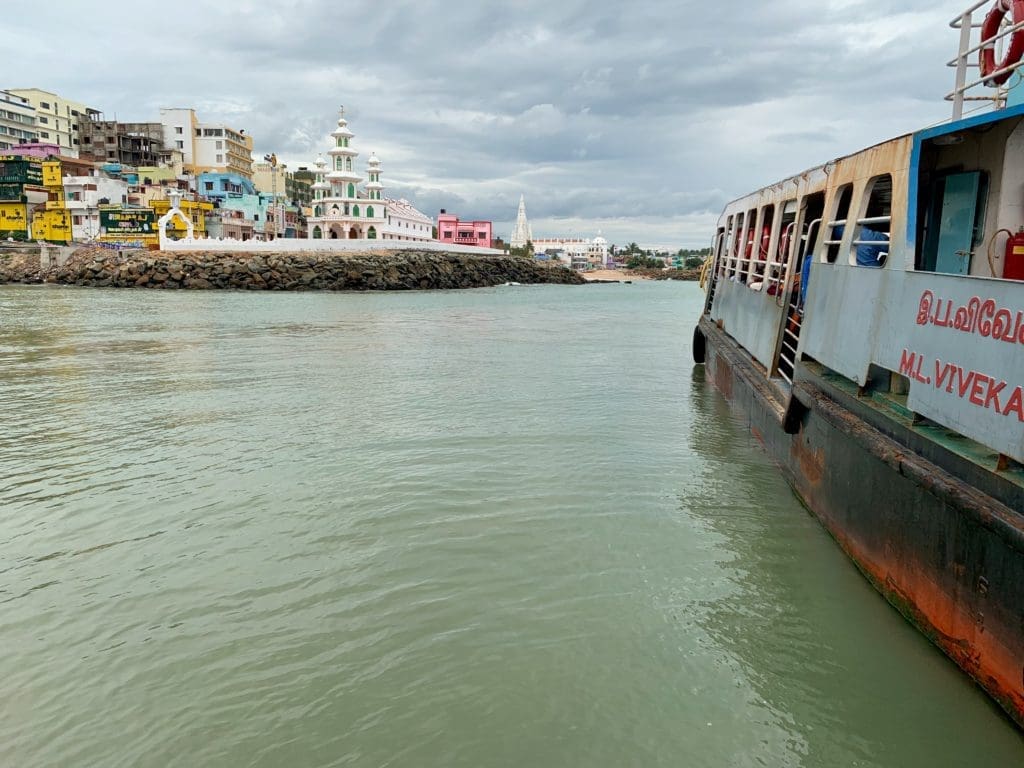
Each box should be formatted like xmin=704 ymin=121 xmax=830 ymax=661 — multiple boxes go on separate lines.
xmin=1 ymin=247 xmax=586 ymax=291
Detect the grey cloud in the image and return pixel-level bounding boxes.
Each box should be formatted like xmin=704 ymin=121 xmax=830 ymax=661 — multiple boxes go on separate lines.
xmin=3 ymin=0 xmax=965 ymax=246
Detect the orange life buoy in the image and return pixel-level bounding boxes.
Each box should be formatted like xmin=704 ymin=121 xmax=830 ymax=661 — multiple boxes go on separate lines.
xmin=980 ymin=0 xmax=1024 ymax=86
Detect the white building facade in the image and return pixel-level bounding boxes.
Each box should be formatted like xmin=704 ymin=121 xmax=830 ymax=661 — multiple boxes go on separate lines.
xmin=0 ymin=91 xmax=38 ymax=150
xmin=533 ymin=233 xmax=609 ymax=269
xmin=63 ymin=173 xmax=131 ymax=241
xmin=307 ymin=107 xmax=432 ymax=242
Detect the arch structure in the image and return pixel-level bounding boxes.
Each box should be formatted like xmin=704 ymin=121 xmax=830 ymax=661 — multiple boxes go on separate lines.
xmin=158 ymin=191 xmax=195 ymax=248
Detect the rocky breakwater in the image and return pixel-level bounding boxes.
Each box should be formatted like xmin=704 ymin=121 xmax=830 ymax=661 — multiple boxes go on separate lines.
xmin=21 ymin=248 xmax=586 ymax=290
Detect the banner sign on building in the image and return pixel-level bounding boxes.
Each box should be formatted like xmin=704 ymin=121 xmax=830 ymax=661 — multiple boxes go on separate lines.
xmin=0 ymin=159 xmax=43 ymax=185
xmin=99 ymin=207 xmax=156 ymax=235
xmin=0 ymin=183 xmax=23 ymax=200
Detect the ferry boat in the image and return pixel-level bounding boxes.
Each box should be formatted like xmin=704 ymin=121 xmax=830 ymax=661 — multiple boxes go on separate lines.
xmin=692 ymin=1 xmax=1024 ymax=727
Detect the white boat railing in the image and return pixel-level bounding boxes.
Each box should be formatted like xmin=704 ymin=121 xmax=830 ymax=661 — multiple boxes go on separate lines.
xmin=947 ymin=1 xmax=1024 ymax=120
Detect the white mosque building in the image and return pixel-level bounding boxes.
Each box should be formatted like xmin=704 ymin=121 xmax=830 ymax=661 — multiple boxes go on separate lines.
xmin=307 ymin=107 xmax=433 ymax=242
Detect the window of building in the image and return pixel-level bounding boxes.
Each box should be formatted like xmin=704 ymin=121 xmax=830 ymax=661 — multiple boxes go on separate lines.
xmin=215 ymin=140 xmax=222 ymax=149
xmin=40 ymin=102 xmax=50 ymax=109
xmin=205 ymin=182 xmax=213 ymax=191
xmin=175 ymin=126 xmax=183 ymax=134
xmin=39 ymin=116 xmax=48 ymax=124
xmin=216 ymin=154 xmax=223 ymax=163
xmin=41 ymin=131 xmax=49 ymax=138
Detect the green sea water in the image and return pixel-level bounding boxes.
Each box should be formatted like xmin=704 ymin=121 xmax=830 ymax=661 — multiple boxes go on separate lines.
xmin=0 ymin=282 xmax=1020 ymax=767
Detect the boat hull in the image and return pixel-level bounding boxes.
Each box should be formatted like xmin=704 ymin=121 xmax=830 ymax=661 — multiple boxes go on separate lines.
xmin=697 ymin=316 xmax=1024 ymax=728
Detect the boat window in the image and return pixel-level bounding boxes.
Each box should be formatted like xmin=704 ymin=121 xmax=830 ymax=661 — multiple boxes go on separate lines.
xmin=723 ymin=215 xmax=735 ymax=277
xmin=738 ymin=208 xmax=756 ymax=283
xmin=851 ymin=174 xmax=891 ymax=268
xmin=824 ymin=184 xmax=853 ymax=263
xmin=713 ymin=225 xmax=727 ymax=271
xmin=750 ymin=203 xmax=774 ymax=290
xmin=767 ymin=199 xmax=796 ymax=296
xmin=730 ymin=212 xmax=745 ymax=278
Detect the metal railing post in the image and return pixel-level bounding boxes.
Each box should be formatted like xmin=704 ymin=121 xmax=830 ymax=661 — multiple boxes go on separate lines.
xmin=954 ymin=10 xmax=973 ymax=119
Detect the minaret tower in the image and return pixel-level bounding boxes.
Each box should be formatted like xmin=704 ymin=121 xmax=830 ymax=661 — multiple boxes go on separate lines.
xmin=311 ymin=154 xmax=330 ymax=207
xmin=365 ymin=152 xmax=383 ymax=201
xmin=327 ymin=106 xmax=361 ymax=200
xmin=510 ymin=194 xmax=532 ymax=248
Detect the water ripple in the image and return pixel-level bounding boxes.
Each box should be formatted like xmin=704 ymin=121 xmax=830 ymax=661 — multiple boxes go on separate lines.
xmin=0 ymin=285 xmax=1021 ymax=768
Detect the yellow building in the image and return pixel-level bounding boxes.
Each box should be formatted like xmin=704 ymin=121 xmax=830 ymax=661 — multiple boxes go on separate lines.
xmin=32 ymin=161 xmax=72 ymax=243
xmin=150 ymin=197 xmax=213 ymax=239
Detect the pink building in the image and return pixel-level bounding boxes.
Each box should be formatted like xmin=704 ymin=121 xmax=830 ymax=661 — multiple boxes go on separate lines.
xmin=437 ymin=209 xmax=493 ymax=248
xmin=4 ymin=142 xmax=63 ymax=159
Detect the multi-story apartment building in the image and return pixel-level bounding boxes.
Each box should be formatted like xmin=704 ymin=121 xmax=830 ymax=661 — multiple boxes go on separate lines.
xmin=159 ymin=108 xmax=253 ymax=180
xmin=251 ymin=160 xmax=311 ymax=206
xmin=196 ymin=124 xmax=252 ymax=179
xmin=8 ymin=88 xmax=100 ymax=157
xmin=0 ymin=91 xmax=38 ymax=150
xmin=291 ymin=166 xmax=315 ymax=206
xmin=79 ymin=115 xmax=163 ymax=166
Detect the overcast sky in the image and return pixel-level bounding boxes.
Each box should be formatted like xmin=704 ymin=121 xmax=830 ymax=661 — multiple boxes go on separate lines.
xmin=6 ymin=0 xmax=969 ymax=247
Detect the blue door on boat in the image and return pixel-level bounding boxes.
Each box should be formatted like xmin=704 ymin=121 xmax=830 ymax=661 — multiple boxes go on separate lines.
xmin=934 ymin=171 xmax=981 ymax=275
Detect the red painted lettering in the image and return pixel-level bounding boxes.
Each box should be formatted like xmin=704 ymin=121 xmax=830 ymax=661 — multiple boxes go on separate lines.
xmin=1003 ymin=387 xmax=1024 ymax=421
xmin=914 ymin=355 xmax=930 ymax=383
xmin=956 ymin=368 xmax=975 ymax=399
xmin=968 ymin=374 xmax=989 ymax=407
xmin=983 ymin=379 xmax=1006 ymax=412
xmin=899 ymin=349 xmax=916 ymax=377
xmin=934 ymin=360 xmax=953 ymax=391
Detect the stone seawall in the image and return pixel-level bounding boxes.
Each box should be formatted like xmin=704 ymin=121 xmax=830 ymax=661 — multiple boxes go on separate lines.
xmin=1 ymin=248 xmax=586 ymax=290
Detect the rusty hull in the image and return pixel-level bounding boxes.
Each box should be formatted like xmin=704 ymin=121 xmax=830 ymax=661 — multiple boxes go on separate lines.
xmin=698 ymin=315 xmax=1024 ymax=729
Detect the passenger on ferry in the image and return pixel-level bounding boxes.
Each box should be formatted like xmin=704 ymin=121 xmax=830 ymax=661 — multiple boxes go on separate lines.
xmin=855 ymin=227 xmax=888 ymax=267
xmin=832 ymin=224 xmax=888 ymax=267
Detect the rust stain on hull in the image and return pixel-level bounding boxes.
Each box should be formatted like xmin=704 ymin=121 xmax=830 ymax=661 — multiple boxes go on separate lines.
xmin=825 ymin=523 xmax=1024 ymax=725
xmin=698 ymin=317 xmax=1024 ymax=730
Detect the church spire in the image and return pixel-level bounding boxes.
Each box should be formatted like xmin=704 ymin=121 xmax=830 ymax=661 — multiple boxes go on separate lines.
xmin=510 ymin=194 xmax=532 ymax=248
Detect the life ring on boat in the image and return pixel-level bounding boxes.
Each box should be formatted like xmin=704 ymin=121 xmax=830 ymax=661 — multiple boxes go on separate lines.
xmin=979 ymin=0 xmax=1024 ymax=86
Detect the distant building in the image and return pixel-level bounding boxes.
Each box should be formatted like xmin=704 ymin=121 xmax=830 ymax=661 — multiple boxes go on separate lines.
xmin=8 ymin=88 xmax=100 ymax=157
xmin=63 ymin=173 xmax=131 ymax=241
xmin=159 ymin=108 xmax=253 ymax=180
xmin=509 ymin=194 xmax=532 ymax=248
xmin=196 ymin=171 xmax=257 ymax=200
xmin=307 ymin=107 xmax=432 ymax=241
xmin=206 ymin=207 xmax=254 ymax=240
xmin=79 ymin=114 xmax=163 ymax=166
xmin=437 ymin=210 xmax=493 ymax=248
xmin=0 ymin=90 xmax=38 ymax=150
xmin=533 ymin=232 xmax=609 ymax=269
